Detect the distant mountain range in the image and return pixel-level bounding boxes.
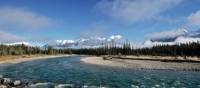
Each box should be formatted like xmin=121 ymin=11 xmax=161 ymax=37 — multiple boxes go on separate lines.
xmin=150 ymin=29 xmax=200 ymax=42
xmin=44 ymin=35 xmax=123 ymax=48
xmin=142 ymin=29 xmax=200 ymax=48
xmin=2 ymin=30 xmax=200 ymax=49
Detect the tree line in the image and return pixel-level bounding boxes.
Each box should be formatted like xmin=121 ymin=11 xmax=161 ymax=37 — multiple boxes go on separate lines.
xmin=72 ymin=42 xmax=200 ymax=57
xmin=0 ymin=42 xmax=200 ymax=57
xmin=0 ymin=44 xmax=72 ymax=56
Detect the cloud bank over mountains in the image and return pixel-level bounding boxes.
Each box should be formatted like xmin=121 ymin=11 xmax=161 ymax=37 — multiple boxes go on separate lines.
xmin=1 ymin=35 xmax=123 ymax=48
xmin=141 ymin=9 xmax=200 ymax=48
xmin=2 ymin=28 xmax=200 ymax=49
xmin=0 ymin=1 xmax=200 ymax=49
xmin=142 ymin=28 xmax=200 ymax=48
xmin=47 ymin=35 xmax=123 ymax=48
xmin=149 ymin=28 xmax=188 ymax=42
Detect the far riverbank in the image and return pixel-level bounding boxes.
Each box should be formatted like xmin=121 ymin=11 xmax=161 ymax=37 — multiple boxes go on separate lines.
xmin=81 ymin=56 xmax=200 ymax=71
xmin=0 ymin=54 xmax=71 ymax=64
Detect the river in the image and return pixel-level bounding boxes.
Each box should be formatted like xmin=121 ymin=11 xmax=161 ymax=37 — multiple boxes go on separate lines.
xmin=0 ymin=56 xmax=200 ymax=88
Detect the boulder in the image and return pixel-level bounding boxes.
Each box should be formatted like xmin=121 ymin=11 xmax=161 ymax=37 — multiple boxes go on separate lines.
xmin=29 ymin=83 xmax=54 ymax=88
xmin=13 ymin=80 xmax=22 ymax=86
xmin=55 ymin=84 xmax=74 ymax=88
xmin=3 ymin=78 xmax=13 ymax=86
xmin=0 ymin=79 xmax=4 ymax=85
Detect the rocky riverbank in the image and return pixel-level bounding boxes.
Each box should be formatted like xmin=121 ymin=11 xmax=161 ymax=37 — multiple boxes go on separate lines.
xmin=81 ymin=56 xmax=200 ymax=71
xmin=0 ymin=75 xmax=108 ymax=88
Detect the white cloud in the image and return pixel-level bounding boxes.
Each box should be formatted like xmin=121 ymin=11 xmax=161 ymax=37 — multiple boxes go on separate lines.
xmin=47 ymin=40 xmax=76 ymax=47
xmin=0 ymin=31 xmax=25 ymax=43
xmin=187 ymin=10 xmax=200 ymax=25
xmin=175 ymin=36 xmax=200 ymax=43
xmin=109 ymin=35 xmax=122 ymax=41
xmin=56 ymin=40 xmax=75 ymax=45
xmin=0 ymin=7 xmax=54 ymax=30
xmin=46 ymin=34 xmax=123 ymax=48
xmin=149 ymin=28 xmax=188 ymax=41
xmin=97 ymin=37 xmax=106 ymax=41
xmin=95 ymin=0 xmax=182 ymax=24
xmin=142 ymin=40 xmax=174 ymax=48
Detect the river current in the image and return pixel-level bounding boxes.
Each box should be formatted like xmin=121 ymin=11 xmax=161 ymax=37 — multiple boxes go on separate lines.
xmin=0 ymin=56 xmax=200 ymax=88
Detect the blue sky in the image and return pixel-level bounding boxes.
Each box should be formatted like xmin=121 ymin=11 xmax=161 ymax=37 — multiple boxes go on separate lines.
xmin=0 ymin=0 xmax=200 ymax=44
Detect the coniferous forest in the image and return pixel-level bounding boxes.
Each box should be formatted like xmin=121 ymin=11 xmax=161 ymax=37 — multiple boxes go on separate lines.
xmin=0 ymin=44 xmax=72 ymax=56
xmin=0 ymin=42 xmax=200 ymax=57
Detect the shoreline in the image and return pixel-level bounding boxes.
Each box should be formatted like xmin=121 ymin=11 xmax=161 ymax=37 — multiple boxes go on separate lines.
xmin=81 ymin=56 xmax=200 ymax=71
xmin=109 ymin=55 xmax=200 ymax=63
xmin=1 ymin=54 xmax=200 ymax=71
xmin=0 ymin=54 xmax=71 ymax=64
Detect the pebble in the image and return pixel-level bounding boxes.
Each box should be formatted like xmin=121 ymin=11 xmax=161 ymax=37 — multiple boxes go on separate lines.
xmin=0 ymin=85 xmax=7 ymax=88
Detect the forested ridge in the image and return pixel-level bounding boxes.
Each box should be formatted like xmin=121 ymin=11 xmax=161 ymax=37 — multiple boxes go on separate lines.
xmin=0 ymin=44 xmax=72 ymax=56
xmin=72 ymin=42 xmax=200 ymax=57
xmin=0 ymin=42 xmax=200 ymax=57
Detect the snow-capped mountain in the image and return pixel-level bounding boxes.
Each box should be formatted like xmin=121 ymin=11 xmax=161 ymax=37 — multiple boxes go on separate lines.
xmin=150 ymin=28 xmax=188 ymax=42
xmin=43 ymin=35 xmax=123 ymax=48
xmin=142 ymin=28 xmax=200 ymax=48
xmin=188 ymin=29 xmax=200 ymax=38
xmin=2 ymin=42 xmax=30 ymax=46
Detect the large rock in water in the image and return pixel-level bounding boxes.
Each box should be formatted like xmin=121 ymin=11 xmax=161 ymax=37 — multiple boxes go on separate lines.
xmin=2 ymin=78 xmax=13 ymax=86
xmin=13 ymin=80 xmax=22 ymax=86
xmin=29 ymin=83 xmax=54 ymax=88
xmin=55 ymin=84 xmax=74 ymax=88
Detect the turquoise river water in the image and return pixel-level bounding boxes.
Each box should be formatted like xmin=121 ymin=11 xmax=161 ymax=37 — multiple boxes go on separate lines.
xmin=0 ymin=56 xmax=200 ymax=88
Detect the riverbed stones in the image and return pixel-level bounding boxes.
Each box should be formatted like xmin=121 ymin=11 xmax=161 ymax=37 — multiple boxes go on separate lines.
xmin=55 ymin=84 xmax=74 ymax=88
xmin=29 ymin=82 xmax=54 ymax=88
xmin=0 ymin=85 xmax=7 ymax=88
xmin=13 ymin=80 xmax=21 ymax=86
xmin=0 ymin=79 xmax=3 ymax=84
xmin=2 ymin=78 xmax=13 ymax=86
xmin=21 ymin=79 xmax=30 ymax=86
